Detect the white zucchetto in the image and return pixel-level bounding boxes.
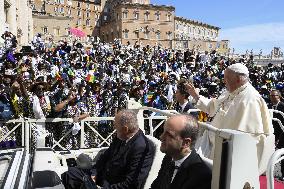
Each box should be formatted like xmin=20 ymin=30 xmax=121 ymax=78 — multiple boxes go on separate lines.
xmin=227 ymin=63 xmax=249 ymax=76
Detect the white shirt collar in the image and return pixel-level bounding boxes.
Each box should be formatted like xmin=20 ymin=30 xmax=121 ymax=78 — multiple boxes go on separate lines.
xmin=174 ymin=151 xmax=191 ymax=168
xmin=179 ymin=100 xmax=188 ymax=112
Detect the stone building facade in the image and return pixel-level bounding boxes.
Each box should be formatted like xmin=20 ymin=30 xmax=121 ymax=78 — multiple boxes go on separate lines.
xmin=0 ymin=0 xmax=33 ymax=45
xmin=99 ymin=1 xmax=229 ymax=53
xmin=31 ymin=0 xmax=101 ymax=41
xmin=99 ymin=2 xmax=175 ymax=48
xmin=174 ymin=16 xmax=220 ymax=50
xmin=28 ymin=0 xmax=229 ymax=53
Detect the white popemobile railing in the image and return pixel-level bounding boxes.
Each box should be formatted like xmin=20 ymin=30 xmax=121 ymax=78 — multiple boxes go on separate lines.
xmin=269 ymin=109 xmax=284 ymax=132
xmin=0 ymin=100 xmax=200 ymax=153
xmin=267 ymin=148 xmax=284 ymax=189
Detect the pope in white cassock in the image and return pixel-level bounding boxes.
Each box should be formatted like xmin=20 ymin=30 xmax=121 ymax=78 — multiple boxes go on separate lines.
xmin=186 ymin=63 xmax=275 ymax=175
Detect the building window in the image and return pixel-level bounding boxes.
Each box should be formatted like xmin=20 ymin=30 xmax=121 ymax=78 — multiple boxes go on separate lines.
xmin=86 ymin=11 xmax=90 ymax=17
xmin=145 ymin=31 xmax=149 ymax=39
xmin=176 ymin=24 xmax=179 ymax=30
xmin=144 ymin=12 xmax=149 ymax=21
xmin=217 ymin=43 xmax=220 ymax=48
xmin=77 ymin=18 xmax=81 ymax=25
xmin=134 ymin=12 xmax=139 ymax=20
xmin=156 ymin=32 xmax=161 ymax=40
xmin=209 ymin=43 xmax=213 ymax=49
xmin=135 ymin=31 xmax=139 ymax=39
xmin=167 ymin=32 xmax=172 ymax=40
xmin=67 ymin=8 xmax=71 ymax=15
xmin=67 ymin=0 xmax=72 ymax=6
xmin=77 ymin=10 xmax=81 ymax=16
xmin=167 ymin=14 xmax=171 ymax=21
xmin=156 ymin=13 xmax=160 ymax=21
xmin=77 ymin=2 xmax=81 ymax=7
xmin=123 ymin=30 xmax=129 ymax=39
xmin=54 ymin=28 xmax=60 ymax=36
xmin=122 ymin=12 xmax=128 ymax=19
xmin=103 ymin=15 xmax=107 ymax=21
xmin=86 ymin=19 xmax=90 ymax=26
xmin=183 ymin=41 xmax=188 ymax=48
xmin=86 ymin=3 xmax=90 ymax=9
xmin=67 ymin=28 xmax=71 ymax=35
xmin=59 ymin=7 xmax=64 ymax=13
xmin=42 ymin=27 xmax=48 ymax=34
xmin=54 ymin=7 xmax=58 ymax=12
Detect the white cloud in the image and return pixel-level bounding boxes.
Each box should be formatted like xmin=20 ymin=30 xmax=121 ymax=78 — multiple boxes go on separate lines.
xmin=219 ymin=22 xmax=284 ymax=54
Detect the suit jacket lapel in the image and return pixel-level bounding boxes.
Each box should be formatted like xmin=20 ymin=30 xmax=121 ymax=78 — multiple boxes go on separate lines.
xmin=170 ymin=149 xmax=200 ymax=187
xmin=112 ymin=130 xmax=142 ymax=161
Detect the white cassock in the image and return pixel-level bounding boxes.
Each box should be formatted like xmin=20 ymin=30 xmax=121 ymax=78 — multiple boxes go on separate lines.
xmin=195 ymin=82 xmax=275 ymax=175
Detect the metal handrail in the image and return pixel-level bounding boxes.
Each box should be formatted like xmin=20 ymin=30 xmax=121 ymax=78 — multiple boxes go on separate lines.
xmin=0 ymin=107 xmax=207 ymax=152
xmin=266 ymin=148 xmax=284 ymax=189
xmin=269 ymin=109 xmax=284 ymax=132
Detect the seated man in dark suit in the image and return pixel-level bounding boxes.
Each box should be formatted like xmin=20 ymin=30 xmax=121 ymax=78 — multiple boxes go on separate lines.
xmin=175 ymin=80 xmax=198 ymax=118
xmin=62 ymin=110 xmax=155 ymax=189
xmin=150 ymin=114 xmax=212 ymax=189
xmin=270 ymin=89 xmax=284 ymax=180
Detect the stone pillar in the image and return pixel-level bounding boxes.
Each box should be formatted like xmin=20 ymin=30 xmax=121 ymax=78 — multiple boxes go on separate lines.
xmin=7 ymin=0 xmax=17 ymax=35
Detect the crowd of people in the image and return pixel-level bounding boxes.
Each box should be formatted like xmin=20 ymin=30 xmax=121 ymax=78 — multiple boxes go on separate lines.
xmin=0 ymin=31 xmax=283 ymax=147
xmin=1 ymin=31 xmax=284 ymax=187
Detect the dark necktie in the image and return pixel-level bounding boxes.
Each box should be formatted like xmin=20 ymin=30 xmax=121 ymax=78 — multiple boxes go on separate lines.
xmin=164 ymin=161 xmax=176 ymax=187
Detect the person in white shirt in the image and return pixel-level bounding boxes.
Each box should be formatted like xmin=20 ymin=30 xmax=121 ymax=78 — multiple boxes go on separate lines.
xmin=185 ymin=63 xmax=274 ymax=174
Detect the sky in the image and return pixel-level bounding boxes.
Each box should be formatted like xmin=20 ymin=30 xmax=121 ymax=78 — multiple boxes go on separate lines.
xmin=151 ymin=0 xmax=284 ymax=54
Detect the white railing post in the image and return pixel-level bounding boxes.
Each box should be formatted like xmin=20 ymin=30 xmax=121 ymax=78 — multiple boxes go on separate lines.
xmin=149 ymin=115 xmax=153 ymax=136
xmin=137 ymin=109 xmax=145 ymax=134
xmin=21 ymin=121 xmax=25 ymax=147
xmin=266 ymin=148 xmax=284 ymax=189
xmin=80 ymin=120 xmax=85 ymax=148
xmin=24 ymin=119 xmax=30 ymax=153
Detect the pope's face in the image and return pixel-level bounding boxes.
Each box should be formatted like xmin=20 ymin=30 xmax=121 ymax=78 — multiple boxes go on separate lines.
xmin=224 ymin=69 xmax=238 ymax=93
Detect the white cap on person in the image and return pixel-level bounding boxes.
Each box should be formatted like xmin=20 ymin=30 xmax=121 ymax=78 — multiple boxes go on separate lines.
xmin=227 ymin=63 xmax=249 ymax=76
